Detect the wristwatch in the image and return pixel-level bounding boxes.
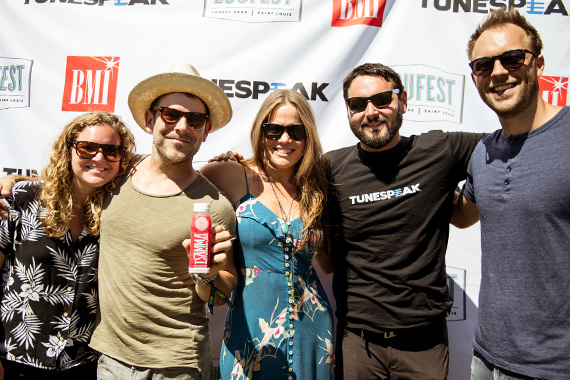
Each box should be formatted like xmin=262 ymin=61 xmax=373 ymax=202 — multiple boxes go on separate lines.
xmin=191 ymin=273 xmax=217 ymax=285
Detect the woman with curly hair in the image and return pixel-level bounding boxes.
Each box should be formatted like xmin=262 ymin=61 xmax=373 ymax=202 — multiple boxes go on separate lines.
xmin=0 ymin=112 xmax=135 ymax=380
xmin=200 ymin=89 xmax=334 ymax=380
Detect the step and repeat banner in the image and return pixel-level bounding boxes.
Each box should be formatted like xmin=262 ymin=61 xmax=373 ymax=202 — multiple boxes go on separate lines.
xmin=1 ymin=1 xmax=569 ymax=378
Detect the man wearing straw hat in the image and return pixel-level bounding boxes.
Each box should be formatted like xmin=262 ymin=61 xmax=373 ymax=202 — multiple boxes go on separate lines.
xmin=86 ymin=63 xmax=237 ymax=380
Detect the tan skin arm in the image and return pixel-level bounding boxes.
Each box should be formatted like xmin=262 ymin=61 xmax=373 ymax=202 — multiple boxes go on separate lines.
xmin=451 ymin=189 xmax=480 ymax=229
xmin=314 ymin=249 xmax=333 ymax=274
xmin=183 ymin=225 xmax=238 ymax=305
xmin=200 ymin=160 xmax=249 ymax=207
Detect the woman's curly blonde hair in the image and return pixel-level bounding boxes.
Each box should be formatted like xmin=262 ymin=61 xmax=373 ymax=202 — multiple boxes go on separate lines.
xmin=40 ymin=112 xmax=136 ymax=237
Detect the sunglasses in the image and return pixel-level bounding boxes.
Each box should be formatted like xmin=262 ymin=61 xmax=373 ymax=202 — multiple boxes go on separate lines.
xmin=469 ymin=49 xmax=536 ymax=78
xmin=153 ymin=106 xmax=209 ymax=130
xmin=262 ymin=123 xmax=306 ymax=141
xmin=346 ymin=89 xmax=401 ymax=112
xmin=73 ymin=141 xmax=123 ymax=162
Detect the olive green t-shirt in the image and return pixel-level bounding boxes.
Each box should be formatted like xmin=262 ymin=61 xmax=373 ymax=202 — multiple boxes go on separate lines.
xmin=90 ymin=156 xmax=236 ymax=380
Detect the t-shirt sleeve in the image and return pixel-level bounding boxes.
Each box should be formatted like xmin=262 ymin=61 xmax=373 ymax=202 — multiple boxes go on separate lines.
xmin=463 ymin=161 xmax=476 ymax=204
xmin=210 ymin=194 xmax=237 ymax=240
xmin=447 ymin=132 xmax=486 ymax=170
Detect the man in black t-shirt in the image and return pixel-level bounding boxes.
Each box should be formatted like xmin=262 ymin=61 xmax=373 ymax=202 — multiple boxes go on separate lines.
xmin=328 ymin=63 xmax=484 ymax=380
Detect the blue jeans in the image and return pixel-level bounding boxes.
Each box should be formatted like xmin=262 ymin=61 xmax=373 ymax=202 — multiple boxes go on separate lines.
xmin=97 ymin=354 xmax=202 ymax=380
xmin=470 ymin=351 xmax=540 ymax=380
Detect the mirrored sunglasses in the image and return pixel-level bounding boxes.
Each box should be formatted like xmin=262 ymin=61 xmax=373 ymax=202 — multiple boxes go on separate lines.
xmin=153 ymin=106 xmax=209 ymax=130
xmin=346 ymin=89 xmax=401 ymax=112
xmin=73 ymin=141 xmax=123 ymax=162
xmin=262 ymin=123 xmax=306 ymax=141
xmin=469 ymin=49 xmax=536 ymax=78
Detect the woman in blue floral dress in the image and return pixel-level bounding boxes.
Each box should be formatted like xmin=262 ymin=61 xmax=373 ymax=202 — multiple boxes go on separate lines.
xmin=201 ymin=90 xmax=334 ymax=380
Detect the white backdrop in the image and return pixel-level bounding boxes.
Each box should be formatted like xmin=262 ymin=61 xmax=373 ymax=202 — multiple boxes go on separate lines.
xmin=1 ymin=1 xmax=569 ymax=378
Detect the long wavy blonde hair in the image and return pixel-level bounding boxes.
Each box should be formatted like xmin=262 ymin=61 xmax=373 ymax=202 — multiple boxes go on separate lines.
xmin=40 ymin=112 xmax=136 ymax=237
xmin=245 ymin=90 xmax=330 ymax=255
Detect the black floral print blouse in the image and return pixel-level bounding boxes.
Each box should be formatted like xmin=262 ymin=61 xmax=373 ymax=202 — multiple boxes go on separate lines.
xmin=0 ymin=181 xmax=99 ymax=370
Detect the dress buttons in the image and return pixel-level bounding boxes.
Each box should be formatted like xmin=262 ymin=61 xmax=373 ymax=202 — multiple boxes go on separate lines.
xmin=506 ymin=166 xmax=512 ymax=173
xmin=67 ymin=286 xmax=72 ymax=291
xmin=289 ymin=341 xmax=293 ymax=346
xmin=504 ymin=179 xmax=510 ymax=185
xmin=63 ymin=312 xmax=68 ymax=317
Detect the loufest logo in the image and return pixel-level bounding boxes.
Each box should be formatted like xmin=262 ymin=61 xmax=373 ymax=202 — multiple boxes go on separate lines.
xmin=420 ymin=0 xmax=568 ymax=16
xmin=0 ymin=58 xmax=33 ymax=111
xmin=393 ymin=64 xmax=465 ymax=124
xmin=539 ymin=76 xmax=568 ymax=106
xmin=203 ymin=0 xmax=303 ymax=23
xmin=211 ymin=79 xmax=329 ymax=101
xmin=331 ymin=0 xmax=395 ymax=27
xmin=24 ymin=0 xmax=169 ymax=5
xmin=62 ymin=56 xmax=120 ymax=113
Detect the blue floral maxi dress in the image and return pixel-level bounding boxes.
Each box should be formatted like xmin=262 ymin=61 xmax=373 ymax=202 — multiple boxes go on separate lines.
xmin=218 ymin=190 xmax=334 ymax=380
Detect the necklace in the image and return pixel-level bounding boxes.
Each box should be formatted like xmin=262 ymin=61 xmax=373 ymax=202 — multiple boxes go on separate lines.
xmin=268 ymin=178 xmax=295 ymax=243
xmin=268 ymin=177 xmax=299 ymax=284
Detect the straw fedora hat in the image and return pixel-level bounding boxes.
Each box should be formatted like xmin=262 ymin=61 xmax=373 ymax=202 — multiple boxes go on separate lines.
xmin=128 ymin=63 xmax=232 ymax=133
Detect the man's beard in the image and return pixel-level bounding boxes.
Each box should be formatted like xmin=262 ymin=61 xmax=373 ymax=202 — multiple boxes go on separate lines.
xmin=350 ymin=106 xmax=403 ymax=150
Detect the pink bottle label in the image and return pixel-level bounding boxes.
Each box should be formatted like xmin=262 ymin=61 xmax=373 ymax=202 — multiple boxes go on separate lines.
xmin=189 ymin=215 xmax=211 ymax=273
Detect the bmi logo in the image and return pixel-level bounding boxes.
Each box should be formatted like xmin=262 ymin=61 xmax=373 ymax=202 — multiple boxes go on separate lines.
xmin=539 ymin=76 xmax=568 ymax=106
xmin=331 ymin=0 xmax=390 ymax=27
xmin=62 ymin=56 xmax=120 ymax=112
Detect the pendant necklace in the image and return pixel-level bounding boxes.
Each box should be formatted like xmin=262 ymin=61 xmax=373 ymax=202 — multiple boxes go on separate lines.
xmin=268 ymin=177 xmax=298 ymax=284
xmin=268 ymin=178 xmax=295 ymax=243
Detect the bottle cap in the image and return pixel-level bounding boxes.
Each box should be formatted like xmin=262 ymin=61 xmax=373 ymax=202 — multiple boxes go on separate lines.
xmin=193 ymin=203 xmax=210 ymax=213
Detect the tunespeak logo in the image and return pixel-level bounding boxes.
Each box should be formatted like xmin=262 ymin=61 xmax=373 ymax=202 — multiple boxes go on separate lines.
xmin=62 ymin=56 xmax=120 ymax=112
xmin=539 ymin=76 xmax=568 ymax=106
xmin=331 ymin=0 xmax=394 ymax=27
xmin=420 ymin=0 xmax=568 ymax=16
xmin=0 ymin=57 xmax=33 ymax=110
xmin=394 ymin=64 xmax=465 ymax=124
xmin=203 ymin=0 xmax=302 ymax=22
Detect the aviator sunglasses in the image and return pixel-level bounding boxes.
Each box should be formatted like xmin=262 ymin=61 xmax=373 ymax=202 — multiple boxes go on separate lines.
xmin=262 ymin=123 xmax=306 ymax=141
xmin=469 ymin=49 xmax=536 ymax=78
xmin=346 ymin=89 xmax=401 ymax=112
xmin=153 ymin=106 xmax=209 ymax=130
xmin=73 ymin=141 xmax=123 ymax=162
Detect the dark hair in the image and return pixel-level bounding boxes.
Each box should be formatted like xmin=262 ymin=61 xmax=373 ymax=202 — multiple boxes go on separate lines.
xmin=467 ymin=7 xmax=543 ymax=59
xmin=342 ymin=63 xmax=404 ymax=100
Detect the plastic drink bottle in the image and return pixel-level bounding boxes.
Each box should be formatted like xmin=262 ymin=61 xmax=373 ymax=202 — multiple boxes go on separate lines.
xmin=189 ymin=203 xmax=211 ymax=274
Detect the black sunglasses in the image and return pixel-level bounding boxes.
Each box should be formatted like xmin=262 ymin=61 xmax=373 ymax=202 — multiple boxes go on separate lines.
xmin=73 ymin=141 xmax=123 ymax=162
xmin=153 ymin=106 xmax=209 ymax=130
xmin=346 ymin=89 xmax=400 ymax=112
xmin=469 ymin=49 xmax=536 ymax=78
xmin=262 ymin=123 xmax=306 ymax=141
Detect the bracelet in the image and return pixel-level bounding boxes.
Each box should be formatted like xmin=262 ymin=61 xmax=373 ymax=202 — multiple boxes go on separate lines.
xmin=191 ymin=273 xmax=218 ymax=285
